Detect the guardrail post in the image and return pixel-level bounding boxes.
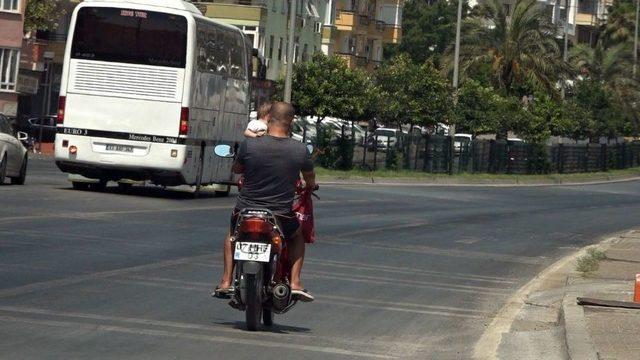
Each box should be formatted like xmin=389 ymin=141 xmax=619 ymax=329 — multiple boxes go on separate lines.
xmin=373 ymin=134 xmax=378 ymax=171
xmin=362 ymin=130 xmax=368 ymax=168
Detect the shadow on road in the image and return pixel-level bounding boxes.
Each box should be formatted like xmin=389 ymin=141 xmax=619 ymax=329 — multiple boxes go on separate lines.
xmin=214 ymin=320 xmax=311 ymax=334
xmin=58 ymin=185 xmax=236 ymax=201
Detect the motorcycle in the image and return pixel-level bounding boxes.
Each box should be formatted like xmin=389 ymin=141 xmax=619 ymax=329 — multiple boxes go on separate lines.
xmin=213 ymin=144 xmax=315 ymax=331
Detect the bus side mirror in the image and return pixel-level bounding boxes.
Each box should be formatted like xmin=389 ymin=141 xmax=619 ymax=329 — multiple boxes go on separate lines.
xmin=214 ymin=144 xmax=234 ymax=158
xmin=17 ymin=132 xmax=28 ymax=141
xmin=306 ymin=144 xmax=313 ymax=154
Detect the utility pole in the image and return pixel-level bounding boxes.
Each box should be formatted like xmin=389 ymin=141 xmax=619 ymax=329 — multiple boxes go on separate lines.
xmin=450 ymin=0 xmax=463 ymax=175
xmin=284 ymin=0 xmax=297 ymax=103
xmin=634 ymin=0 xmax=639 ymax=77
xmin=452 ymin=0 xmax=463 ymax=90
xmin=562 ymin=2 xmax=569 ymax=99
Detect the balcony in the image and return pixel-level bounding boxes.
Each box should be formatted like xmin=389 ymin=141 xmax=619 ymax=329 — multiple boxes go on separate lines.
xmin=336 ymin=10 xmax=356 ymax=30
xmin=194 ymin=0 xmax=266 ymax=22
xmin=336 ymin=52 xmax=369 ymax=69
xmin=575 ymin=13 xmax=597 ymax=26
xmin=383 ymin=25 xmax=402 ymax=44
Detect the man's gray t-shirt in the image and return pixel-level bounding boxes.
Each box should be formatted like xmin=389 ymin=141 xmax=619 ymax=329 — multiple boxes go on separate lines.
xmin=235 ymin=135 xmax=313 ymax=215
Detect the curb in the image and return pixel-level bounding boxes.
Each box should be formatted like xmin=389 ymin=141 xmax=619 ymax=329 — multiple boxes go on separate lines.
xmin=561 ymin=285 xmax=598 ymax=360
xmin=320 ymin=176 xmax=640 ymax=188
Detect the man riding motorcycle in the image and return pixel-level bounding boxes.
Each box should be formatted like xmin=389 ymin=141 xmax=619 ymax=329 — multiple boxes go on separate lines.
xmin=214 ymin=101 xmax=316 ymax=302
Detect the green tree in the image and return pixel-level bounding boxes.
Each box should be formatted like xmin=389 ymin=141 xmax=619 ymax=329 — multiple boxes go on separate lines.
xmin=275 ymin=53 xmax=373 ymax=122
xmin=570 ymin=38 xmax=639 ymax=137
xmin=454 ymin=79 xmax=500 ymax=135
xmin=448 ymin=0 xmax=570 ymax=97
xmin=602 ymin=0 xmax=636 ymax=45
xmin=376 ymin=54 xmax=453 ymax=129
xmin=385 ymin=0 xmax=468 ymax=65
xmin=25 ymin=0 xmax=67 ymax=32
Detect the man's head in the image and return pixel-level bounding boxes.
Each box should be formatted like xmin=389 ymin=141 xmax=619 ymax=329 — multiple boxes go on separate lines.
xmin=268 ymin=102 xmax=295 ymax=134
xmin=256 ymin=102 xmax=272 ymax=121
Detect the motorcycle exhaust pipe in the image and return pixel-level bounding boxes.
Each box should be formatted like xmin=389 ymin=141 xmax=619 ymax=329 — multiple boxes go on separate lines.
xmin=272 ymin=283 xmax=291 ymax=311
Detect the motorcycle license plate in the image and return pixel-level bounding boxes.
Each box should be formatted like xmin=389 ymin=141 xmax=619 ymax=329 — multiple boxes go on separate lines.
xmin=234 ymin=242 xmax=271 ymax=262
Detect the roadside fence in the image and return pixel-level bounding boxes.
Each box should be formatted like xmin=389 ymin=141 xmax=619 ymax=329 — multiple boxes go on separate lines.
xmin=302 ymin=125 xmax=640 ymax=174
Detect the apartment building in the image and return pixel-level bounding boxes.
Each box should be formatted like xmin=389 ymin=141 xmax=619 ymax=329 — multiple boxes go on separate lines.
xmin=326 ymin=0 xmax=403 ymax=70
xmin=198 ymin=0 xmax=329 ymax=80
xmin=0 ymin=0 xmax=26 ymax=116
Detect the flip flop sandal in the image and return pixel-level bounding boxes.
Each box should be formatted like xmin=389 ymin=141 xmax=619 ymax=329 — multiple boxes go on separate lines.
xmin=212 ymin=286 xmax=235 ymax=299
xmin=291 ymin=289 xmax=314 ymax=302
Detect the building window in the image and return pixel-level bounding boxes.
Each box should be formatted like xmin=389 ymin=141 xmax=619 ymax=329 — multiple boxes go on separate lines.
xmin=0 ymin=0 xmax=19 ymax=12
xmin=272 ymin=0 xmax=277 ymax=12
xmin=314 ymin=21 xmax=322 ymax=33
xmin=282 ymin=0 xmax=286 ymax=14
xmin=278 ymin=37 xmax=283 ymax=61
xmin=302 ymin=43 xmax=308 ymax=61
xmin=0 ymin=48 xmax=19 ymax=92
xmin=269 ymin=35 xmax=274 ymax=59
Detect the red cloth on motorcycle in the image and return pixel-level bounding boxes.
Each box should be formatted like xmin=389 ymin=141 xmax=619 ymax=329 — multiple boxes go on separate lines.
xmin=293 ymin=188 xmax=315 ymax=244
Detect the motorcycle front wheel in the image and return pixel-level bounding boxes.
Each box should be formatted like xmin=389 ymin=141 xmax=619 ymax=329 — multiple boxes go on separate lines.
xmin=245 ymin=273 xmax=262 ymax=331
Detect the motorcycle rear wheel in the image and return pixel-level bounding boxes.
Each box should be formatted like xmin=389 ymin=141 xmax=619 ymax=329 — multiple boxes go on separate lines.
xmin=245 ymin=273 xmax=262 ymax=331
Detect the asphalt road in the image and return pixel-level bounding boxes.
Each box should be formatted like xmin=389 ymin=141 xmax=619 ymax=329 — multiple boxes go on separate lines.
xmin=1 ymin=157 xmax=640 ymax=359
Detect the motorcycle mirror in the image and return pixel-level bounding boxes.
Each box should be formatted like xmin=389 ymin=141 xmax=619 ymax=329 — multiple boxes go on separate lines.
xmin=213 ymin=144 xmax=234 ymax=158
xmin=17 ymin=131 xmax=28 ymax=141
xmin=306 ymin=144 xmax=314 ymax=154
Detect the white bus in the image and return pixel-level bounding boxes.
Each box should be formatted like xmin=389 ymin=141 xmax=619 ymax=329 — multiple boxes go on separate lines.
xmin=54 ymin=0 xmax=252 ymax=195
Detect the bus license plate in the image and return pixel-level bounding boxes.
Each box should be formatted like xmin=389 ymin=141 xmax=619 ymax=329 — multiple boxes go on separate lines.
xmin=234 ymin=242 xmax=271 ymax=262
xmin=106 ymin=144 xmax=134 ymax=153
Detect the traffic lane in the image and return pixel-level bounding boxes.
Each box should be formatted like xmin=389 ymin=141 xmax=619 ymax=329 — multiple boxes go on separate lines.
xmin=2 ymin=160 xmax=640 ymax=358
xmin=0 ymin=184 xmax=528 ymax=359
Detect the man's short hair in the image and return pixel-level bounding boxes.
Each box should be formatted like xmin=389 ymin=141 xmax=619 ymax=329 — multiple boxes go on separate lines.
xmin=269 ymin=102 xmax=295 ymax=126
xmin=256 ymin=102 xmax=272 ymax=120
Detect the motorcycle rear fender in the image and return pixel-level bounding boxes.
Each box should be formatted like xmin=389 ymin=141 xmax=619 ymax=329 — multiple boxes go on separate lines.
xmin=241 ymin=261 xmax=262 ymax=275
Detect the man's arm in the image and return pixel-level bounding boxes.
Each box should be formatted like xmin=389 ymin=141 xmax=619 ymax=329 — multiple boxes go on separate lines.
xmin=302 ymin=170 xmax=316 ymax=190
xmin=301 ymin=145 xmax=316 ymax=189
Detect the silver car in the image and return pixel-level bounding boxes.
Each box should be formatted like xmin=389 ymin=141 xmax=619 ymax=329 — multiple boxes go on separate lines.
xmin=0 ymin=114 xmax=28 ymax=185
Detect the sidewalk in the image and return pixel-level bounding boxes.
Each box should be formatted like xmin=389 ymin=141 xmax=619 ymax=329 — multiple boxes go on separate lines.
xmin=571 ymin=231 xmax=640 ymax=360
xmin=478 ymin=230 xmax=640 ymax=359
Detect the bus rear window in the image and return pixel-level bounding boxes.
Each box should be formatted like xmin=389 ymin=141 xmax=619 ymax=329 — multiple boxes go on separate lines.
xmin=71 ymin=7 xmax=187 ymax=68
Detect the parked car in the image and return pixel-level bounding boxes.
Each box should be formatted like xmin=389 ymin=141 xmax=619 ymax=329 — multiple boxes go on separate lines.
xmin=28 ymin=115 xmax=57 ymax=142
xmin=0 ymin=114 xmax=29 ymax=185
xmin=366 ymin=127 xmax=405 ymax=150
xmin=454 ymin=133 xmax=473 ymax=153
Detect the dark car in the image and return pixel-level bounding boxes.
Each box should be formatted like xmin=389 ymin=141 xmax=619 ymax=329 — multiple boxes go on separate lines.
xmin=28 ymin=115 xmax=57 ymax=142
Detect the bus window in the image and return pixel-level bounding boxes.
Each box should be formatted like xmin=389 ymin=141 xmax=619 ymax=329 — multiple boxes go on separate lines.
xmin=228 ymin=32 xmax=246 ymax=80
xmin=71 ymin=7 xmax=187 ymax=68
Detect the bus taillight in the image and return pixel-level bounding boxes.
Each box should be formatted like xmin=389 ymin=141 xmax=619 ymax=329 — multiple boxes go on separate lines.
xmin=57 ymin=96 xmax=66 ymax=124
xmin=179 ymin=107 xmax=189 ymax=135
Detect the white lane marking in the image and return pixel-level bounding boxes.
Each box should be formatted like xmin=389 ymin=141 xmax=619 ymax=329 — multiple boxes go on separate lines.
xmin=304 ymin=271 xmax=510 ymax=296
xmin=109 ymin=278 xmax=489 ymax=319
xmin=0 ymin=253 xmax=215 ymax=298
xmin=321 ymin=239 xmax=546 ymax=265
xmin=319 ymin=294 xmax=488 ymax=315
xmin=304 ymin=259 xmax=518 ymax=284
xmin=0 ymin=305 xmax=408 ymax=354
xmin=317 ymin=299 xmax=485 ymax=319
xmin=0 ymin=205 xmax=231 ymax=223
xmin=0 ymin=315 xmax=393 ymax=358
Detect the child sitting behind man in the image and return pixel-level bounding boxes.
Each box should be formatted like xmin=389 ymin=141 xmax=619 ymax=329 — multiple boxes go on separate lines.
xmin=244 ymin=102 xmax=271 ymax=138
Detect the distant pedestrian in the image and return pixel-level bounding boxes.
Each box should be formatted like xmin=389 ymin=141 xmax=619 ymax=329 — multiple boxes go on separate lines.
xmin=244 ymin=102 xmax=271 ymax=138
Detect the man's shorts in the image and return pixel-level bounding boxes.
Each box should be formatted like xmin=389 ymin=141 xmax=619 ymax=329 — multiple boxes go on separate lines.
xmin=230 ymin=209 xmax=300 ymax=240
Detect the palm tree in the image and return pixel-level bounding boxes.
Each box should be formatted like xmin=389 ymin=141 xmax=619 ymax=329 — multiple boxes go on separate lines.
xmin=448 ymin=0 xmax=570 ymax=96
xmin=570 ymin=40 xmax=640 ymax=136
